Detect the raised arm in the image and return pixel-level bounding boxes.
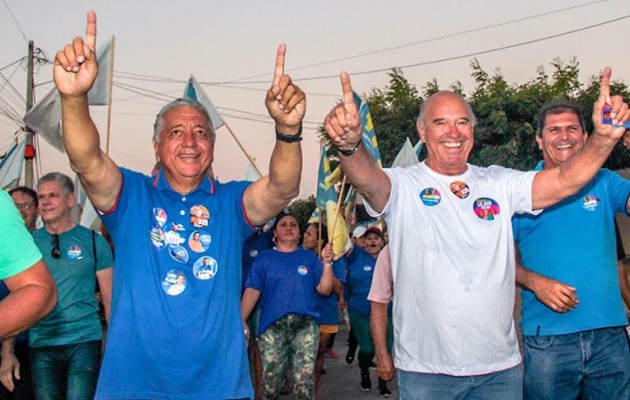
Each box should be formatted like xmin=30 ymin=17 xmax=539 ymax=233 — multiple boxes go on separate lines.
xmin=243 ymin=44 xmax=304 ymax=226
xmin=324 ymin=72 xmax=391 ymax=212
xmin=532 ymin=67 xmax=630 ymax=210
xmin=54 ymin=11 xmax=121 ymax=212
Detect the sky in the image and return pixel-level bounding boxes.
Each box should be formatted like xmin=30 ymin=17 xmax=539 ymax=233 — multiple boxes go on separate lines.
xmin=1 ymin=0 xmax=629 ymax=199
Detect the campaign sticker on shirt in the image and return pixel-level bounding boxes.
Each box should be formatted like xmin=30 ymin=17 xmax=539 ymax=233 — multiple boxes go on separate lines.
xmin=66 ymin=245 xmax=83 ymax=260
xmin=164 ymin=223 xmax=186 ymax=247
xmin=162 ymin=270 xmax=186 ymax=296
xmin=188 ymin=230 xmax=211 ymax=253
xmin=169 ymin=246 xmax=189 ymax=264
xmin=190 ymin=205 xmax=210 ymax=228
xmin=419 ymin=188 xmax=441 ymax=206
xmin=193 ymin=256 xmax=218 ymax=280
xmin=362 ymin=265 xmax=373 ymax=272
xmin=582 ymin=195 xmax=599 ymax=211
xmin=153 ymin=208 xmax=168 ymax=227
xmin=249 ymin=249 xmax=259 ymax=258
xmin=297 ymin=265 xmax=309 ymax=276
xmin=150 ymin=226 xmax=167 ymax=249
xmin=473 ymin=197 xmax=501 ymax=221
xmin=450 ymin=181 xmax=470 ymax=199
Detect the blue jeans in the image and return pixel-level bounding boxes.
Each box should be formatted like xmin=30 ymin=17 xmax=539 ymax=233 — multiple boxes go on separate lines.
xmin=30 ymin=341 xmax=101 ymax=400
xmin=524 ymin=327 xmax=630 ymax=400
xmin=397 ymin=365 xmax=522 ymax=400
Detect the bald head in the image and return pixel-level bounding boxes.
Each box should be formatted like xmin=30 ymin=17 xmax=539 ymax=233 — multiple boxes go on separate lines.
xmin=417 ymin=91 xmax=476 ymax=130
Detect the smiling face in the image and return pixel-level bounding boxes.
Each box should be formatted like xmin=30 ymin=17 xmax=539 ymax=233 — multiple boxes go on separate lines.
xmin=418 ymin=92 xmax=475 ymax=176
xmin=153 ymin=106 xmax=214 ymax=191
xmin=37 ymin=180 xmax=74 ymax=226
xmin=537 ymin=111 xmax=587 ymax=169
xmin=11 ymin=190 xmax=38 ymax=231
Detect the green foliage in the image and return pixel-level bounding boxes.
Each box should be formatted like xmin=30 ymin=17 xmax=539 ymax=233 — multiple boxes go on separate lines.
xmin=330 ymin=59 xmax=630 ymax=171
xmin=288 ymin=195 xmax=316 ymax=228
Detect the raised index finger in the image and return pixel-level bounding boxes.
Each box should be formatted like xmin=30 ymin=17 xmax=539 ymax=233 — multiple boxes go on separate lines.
xmin=340 ymin=71 xmax=355 ymax=108
xmin=85 ymin=10 xmax=98 ymax=53
xmin=272 ymin=43 xmax=286 ymax=86
xmin=599 ymin=66 xmax=612 ymax=105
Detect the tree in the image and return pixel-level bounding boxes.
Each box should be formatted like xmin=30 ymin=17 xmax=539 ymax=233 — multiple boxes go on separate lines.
xmin=288 ymin=195 xmax=316 ymax=228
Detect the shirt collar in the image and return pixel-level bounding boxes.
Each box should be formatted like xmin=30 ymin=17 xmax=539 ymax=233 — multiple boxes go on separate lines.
xmin=152 ymin=168 xmax=215 ymax=195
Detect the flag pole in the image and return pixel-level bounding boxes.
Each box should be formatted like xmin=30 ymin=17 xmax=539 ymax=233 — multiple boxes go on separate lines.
xmin=105 ymin=35 xmax=116 ymax=155
xmin=223 ymin=121 xmax=263 ymax=177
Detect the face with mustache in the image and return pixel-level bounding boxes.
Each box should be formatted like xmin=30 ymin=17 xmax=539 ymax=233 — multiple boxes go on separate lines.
xmin=537 ymin=112 xmax=587 ymax=169
xmin=153 ymin=106 xmax=214 ymax=192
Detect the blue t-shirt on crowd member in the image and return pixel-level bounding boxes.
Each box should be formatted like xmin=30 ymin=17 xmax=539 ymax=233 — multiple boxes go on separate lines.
xmin=242 ymin=229 xmax=274 ymax=291
xmin=246 ymin=247 xmax=323 ymax=335
xmin=345 ymin=246 xmax=378 ymax=317
xmin=96 ymin=168 xmax=255 ymax=400
xmin=315 ymin=256 xmax=346 ymax=325
xmin=513 ymin=162 xmax=630 ymax=336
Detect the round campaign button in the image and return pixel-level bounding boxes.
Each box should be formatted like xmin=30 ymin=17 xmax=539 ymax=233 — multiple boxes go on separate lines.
xmin=169 ymin=245 xmax=189 ymax=264
xmin=150 ymin=226 xmax=167 ymax=250
xmin=164 ymin=223 xmax=186 ymax=247
xmin=419 ymin=188 xmax=441 ymax=206
xmin=190 ymin=205 xmax=210 ymax=228
xmin=162 ymin=270 xmax=186 ymax=296
xmin=297 ymin=265 xmax=309 ymax=276
xmin=472 ymin=197 xmax=501 ymax=221
xmin=193 ymin=256 xmax=218 ymax=280
xmin=153 ymin=208 xmax=168 ymax=227
xmin=66 ymin=245 xmax=83 ymax=260
xmin=188 ymin=230 xmax=211 ymax=253
xmin=450 ymin=181 xmax=470 ymax=199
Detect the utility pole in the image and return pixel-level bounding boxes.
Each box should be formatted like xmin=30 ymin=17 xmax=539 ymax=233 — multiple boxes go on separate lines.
xmin=24 ymin=40 xmax=35 ymax=188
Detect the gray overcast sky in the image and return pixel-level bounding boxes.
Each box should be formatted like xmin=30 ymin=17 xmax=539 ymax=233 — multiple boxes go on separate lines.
xmin=1 ymin=0 xmax=629 ymax=197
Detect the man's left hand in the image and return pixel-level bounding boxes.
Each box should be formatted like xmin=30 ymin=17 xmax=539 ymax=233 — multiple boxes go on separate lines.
xmin=592 ymin=67 xmax=630 ymax=143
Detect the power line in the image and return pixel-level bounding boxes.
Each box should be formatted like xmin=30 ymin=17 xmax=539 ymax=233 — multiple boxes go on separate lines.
xmin=2 ymin=0 xmax=27 ymax=42
xmin=235 ymin=14 xmax=630 ymax=84
xmin=0 ymin=57 xmax=25 ymax=72
xmin=227 ymin=0 xmax=608 ymax=83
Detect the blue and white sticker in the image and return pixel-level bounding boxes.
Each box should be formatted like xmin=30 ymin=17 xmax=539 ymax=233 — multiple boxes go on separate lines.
xmin=66 ymin=245 xmax=83 ymax=260
xmin=150 ymin=226 xmax=167 ymax=249
xmin=419 ymin=188 xmax=441 ymax=206
xmin=190 ymin=205 xmax=210 ymax=228
xmin=582 ymin=195 xmax=599 ymax=211
xmin=164 ymin=223 xmax=186 ymax=247
xmin=162 ymin=270 xmax=186 ymax=296
xmin=188 ymin=230 xmax=211 ymax=253
xmin=297 ymin=265 xmax=309 ymax=276
xmin=249 ymin=249 xmax=259 ymax=258
xmin=193 ymin=256 xmax=218 ymax=280
xmin=363 ymin=265 xmax=372 ymax=272
xmin=169 ymin=246 xmax=189 ymax=264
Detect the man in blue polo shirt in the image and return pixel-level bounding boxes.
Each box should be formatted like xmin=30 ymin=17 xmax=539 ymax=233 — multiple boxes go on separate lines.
xmin=513 ymin=99 xmax=630 ymax=400
xmin=53 ymin=11 xmax=305 ymax=400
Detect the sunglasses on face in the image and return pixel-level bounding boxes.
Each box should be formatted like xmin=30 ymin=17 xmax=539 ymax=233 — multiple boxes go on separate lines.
xmin=50 ymin=234 xmax=60 ymax=259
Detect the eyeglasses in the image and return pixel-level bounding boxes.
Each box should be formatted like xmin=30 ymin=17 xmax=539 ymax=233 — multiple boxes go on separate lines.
xmin=15 ymin=202 xmax=35 ymax=210
xmin=50 ymin=234 xmax=60 ymax=259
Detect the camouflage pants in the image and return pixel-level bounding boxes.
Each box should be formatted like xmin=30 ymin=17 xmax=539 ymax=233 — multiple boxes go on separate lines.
xmin=259 ymin=314 xmax=319 ymax=400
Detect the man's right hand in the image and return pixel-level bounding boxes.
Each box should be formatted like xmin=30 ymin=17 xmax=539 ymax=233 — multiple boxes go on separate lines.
xmin=54 ymin=11 xmax=99 ymax=97
xmin=0 ymin=348 xmax=20 ymax=392
xmin=375 ymin=352 xmax=395 ymax=382
xmin=529 ymin=273 xmax=579 ymax=313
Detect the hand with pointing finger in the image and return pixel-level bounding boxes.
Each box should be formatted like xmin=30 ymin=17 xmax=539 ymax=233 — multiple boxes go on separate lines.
xmin=265 ymin=44 xmax=306 ymax=134
xmin=324 ymin=72 xmax=363 ymax=151
xmin=54 ymin=10 xmax=99 ymax=98
xmin=592 ymin=67 xmax=630 ymax=142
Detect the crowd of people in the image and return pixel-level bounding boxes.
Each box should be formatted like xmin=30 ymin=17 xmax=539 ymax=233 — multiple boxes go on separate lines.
xmin=2 ymin=9 xmax=630 ymax=400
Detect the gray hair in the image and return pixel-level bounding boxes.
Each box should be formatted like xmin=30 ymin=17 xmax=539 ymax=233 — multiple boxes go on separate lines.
xmin=153 ymin=98 xmax=215 ymax=143
xmin=37 ymin=172 xmax=74 ymax=195
xmin=417 ymin=91 xmax=477 ymax=130
xmin=535 ymin=99 xmax=586 ymax=137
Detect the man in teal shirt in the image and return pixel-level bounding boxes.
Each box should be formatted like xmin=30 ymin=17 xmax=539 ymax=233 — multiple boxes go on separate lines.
xmin=30 ymin=173 xmax=113 ymax=400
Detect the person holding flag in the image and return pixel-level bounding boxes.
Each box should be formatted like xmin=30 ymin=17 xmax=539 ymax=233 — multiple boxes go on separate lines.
xmin=53 ymin=11 xmax=306 ymax=400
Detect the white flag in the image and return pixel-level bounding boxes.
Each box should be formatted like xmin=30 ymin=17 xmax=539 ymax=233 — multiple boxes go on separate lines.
xmin=23 ymin=39 xmax=113 ymax=152
xmin=391 ymin=137 xmax=419 ymax=168
xmin=0 ymin=139 xmax=26 ymax=189
xmin=183 ymin=75 xmax=225 ymax=130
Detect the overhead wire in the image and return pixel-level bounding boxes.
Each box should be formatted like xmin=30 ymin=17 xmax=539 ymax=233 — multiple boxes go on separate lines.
xmin=2 ymin=0 xmax=28 ymax=42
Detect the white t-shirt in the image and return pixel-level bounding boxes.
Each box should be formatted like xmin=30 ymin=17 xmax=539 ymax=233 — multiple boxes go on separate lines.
xmin=364 ymin=161 xmax=538 ymax=376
